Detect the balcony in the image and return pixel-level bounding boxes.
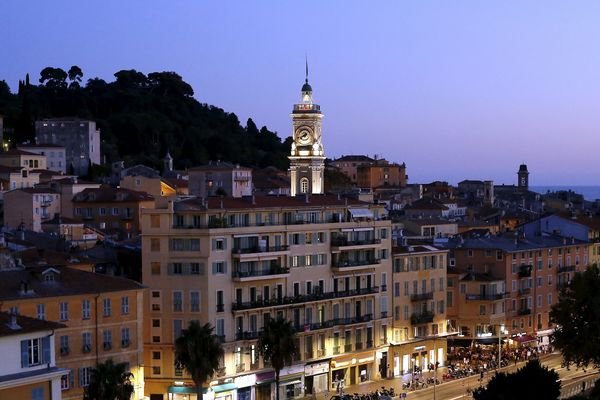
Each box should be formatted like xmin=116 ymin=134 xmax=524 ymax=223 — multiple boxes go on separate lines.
xmin=518 ymin=265 xmax=533 ymax=278
xmin=466 ymin=293 xmax=507 ymax=301
xmin=366 ymin=340 xmax=373 ymax=349
xmin=236 ymin=363 xmax=246 ymax=373
xmin=410 ymin=311 xmax=435 ymax=325
xmin=344 ymin=344 xmax=353 ymax=352
xmin=305 ymin=351 xmax=314 ymax=360
xmin=232 ymin=245 xmax=290 ymax=260
xmin=103 ymin=342 xmax=112 ymax=351
xmin=557 ymin=265 xmax=576 ymax=273
xmin=518 ymin=287 xmax=531 ymax=296
xmin=216 ymin=367 xmax=226 ymax=377
xmin=330 ymin=238 xmax=381 ymax=251
xmin=232 ymin=266 xmax=290 ymax=281
xmin=216 ymin=335 xmax=226 ymax=343
xmin=332 ymin=258 xmax=381 ymax=272
xmin=235 ymin=331 xmax=260 ymax=341
xmin=250 ymin=362 xmax=260 ymax=371
xmin=232 ymin=286 xmax=379 ymax=311
xmin=355 ymin=342 xmax=363 ymax=350
xmin=60 ymin=347 xmax=69 ymax=356
xmin=381 ymin=311 xmax=388 ymax=318
xmin=517 ymin=308 xmax=531 ymax=316
xmin=333 ymin=346 xmax=340 ymax=355
xmin=332 ymin=313 xmax=374 ymax=326
xmin=121 ymin=340 xmax=131 ymax=348
xmin=216 ymin=304 xmax=225 ymax=312
xmin=317 ymin=349 xmax=326 ymax=357
xmin=82 ymin=344 xmax=91 ymax=353
xmin=410 ymin=292 xmax=434 ymax=302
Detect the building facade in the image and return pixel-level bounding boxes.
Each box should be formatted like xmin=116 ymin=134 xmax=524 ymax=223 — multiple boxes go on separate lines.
xmin=35 ymin=119 xmax=101 ymax=176
xmin=141 ymin=196 xmax=392 ymax=400
xmin=356 ymin=160 xmax=407 ymax=189
xmin=17 ymin=144 xmax=67 ymax=174
xmin=188 ymin=161 xmax=252 ymax=199
xmin=3 ymin=188 xmax=61 ymax=232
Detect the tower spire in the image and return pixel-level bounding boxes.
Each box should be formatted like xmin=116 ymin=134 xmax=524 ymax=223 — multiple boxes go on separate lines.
xmin=305 ymin=53 xmax=309 ymax=83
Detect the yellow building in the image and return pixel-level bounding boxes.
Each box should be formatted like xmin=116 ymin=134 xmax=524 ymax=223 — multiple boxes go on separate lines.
xmin=141 ymin=195 xmax=393 ymax=400
xmin=0 ymin=312 xmax=67 ymax=400
xmin=391 ymin=243 xmax=449 ymax=376
xmin=0 ymin=263 xmax=146 ymax=400
xmin=121 ymin=175 xmax=188 ymax=207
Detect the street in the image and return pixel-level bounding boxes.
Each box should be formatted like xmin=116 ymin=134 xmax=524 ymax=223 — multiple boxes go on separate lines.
xmin=314 ymin=353 xmax=599 ymax=400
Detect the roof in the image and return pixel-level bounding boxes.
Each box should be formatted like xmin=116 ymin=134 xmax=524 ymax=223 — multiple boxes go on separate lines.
xmin=557 ymin=212 xmax=600 ymax=231
xmin=174 ymin=194 xmax=371 ymax=212
xmin=73 ymin=185 xmax=154 ymax=203
xmin=301 ymin=80 xmax=312 ymax=92
xmin=405 ymin=198 xmax=449 ymax=211
xmin=162 ymin=178 xmax=189 ymax=189
xmin=333 ymin=155 xmax=374 ymax=163
xmin=393 ymin=243 xmax=447 ymax=255
xmin=0 ymin=312 xmax=65 ymax=337
xmin=1 ymin=149 xmax=41 ymax=156
xmin=401 ymin=217 xmax=456 ymax=226
xmin=459 ymin=272 xmax=500 ymax=282
xmin=188 ymin=161 xmax=251 ymax=172
xmin=6 ymin=187 xmax=57 ymax=195
xmin=0 ymin=266 xmax=144 ymax=301
xmin=0 ymin=165 xmax=23 ymax=173
xmin=17 ymin=143 xmax=65 ymax=149
xmin=444 ymin=235 xmax=586 ymax=252
xmin=458 ymin=180 xmax=484 ymax=185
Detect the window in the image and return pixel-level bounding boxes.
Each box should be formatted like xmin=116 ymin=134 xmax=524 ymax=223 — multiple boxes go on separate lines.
xmin=152 ymin=319 xmax=161 ymax=327
xmin=150 ymin=215 xmax=161 ymax=228
xmin=59 ymin=302 xmax=68 ymax=321
xmin=112 ymin=207 xmax=119 ymax=216
xmin=380 ymin=228 xmax=388 ymax=239
xmin=36 ymin=304 xmax=45 ymax=320
xmin=213 ymin=238 xmax=226 ymax=250
xmin=103 ymin=330 xmax=112 ymax=350
xmin=60 ymin=335 xmax=69 ymax=355
xmin=547 ymin=293 xmax=553 ymax=305
xmin=82 ymin=300 xmax=91 ymax=320
xmin=174 ymin=319 xmax=183 ymax=339
xmin=82 ymin=332 xmax=91 ymax=352
xmin=212 ymin=262 xmax=227 ymax=275
xmin=32 ymin=387 xmax=44 ymax=400
xmin=121 ymin=328 xmax=131 ymax=347
xmin=216 ymin=290 xmax=224 ymax=312
xmin=173 ymin=291 xmax=183 ymax=312
xmin=121 ymin=296 xmax=129 ymax=314
xmin=479 ymin=305 xmax=486 ymax=315
xmin=151 ymin=262 xmax=161 ymax=275
xmin=170 ymin=238 xmax=200 ymax=251
xmin=79 ymin=367 xmax=92 ymax=387
xmin=22 ymin=338 xmax=43 ymax=366
xmin=61 ymin=370 xmax=74 ymax=391
xmin=191 ymin=263 xmax=202 ymax=275
xmin=191 ymin=291 xmax=200 ymax=312
xmin=150 ymin=238 xmax=160 ymax=252
xmin=99 ymin=207 xmax=106 ymax=216
xmin=103 ymin=298 xmax=111 ymax=317
xmin=300 ymin=177 xmax=309 ymax=193
xmin=548 ymin=275 xmax=553 ymax=286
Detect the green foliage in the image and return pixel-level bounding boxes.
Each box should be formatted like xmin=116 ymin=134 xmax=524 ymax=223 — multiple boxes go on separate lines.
xmin=550 ymin=265 xmax=600 ymax=369
xmin=325 ymin=166 xmax=353 ymax=192
xmin=473 ymin=359 xmax=561 ymax=400
xmin=0 ymin=67 xmax=290 ymax=170
xmin=83 ymin=359 xmax=134 ymax=400
xmin=174 ymin=321 xmax=224 ymax=400
xmin=258 ymin=316 xmax=299 ymax=400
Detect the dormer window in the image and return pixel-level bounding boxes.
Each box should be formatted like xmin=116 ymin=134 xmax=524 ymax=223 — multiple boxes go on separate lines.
xmin=41 ymin=267 xmax=61 ymax=282
xmin=44 ymin=274 xmax=54 ymax=282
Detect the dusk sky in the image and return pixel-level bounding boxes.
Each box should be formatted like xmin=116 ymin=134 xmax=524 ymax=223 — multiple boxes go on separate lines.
xmin=2 ymin=1 xmax=600 ymax=185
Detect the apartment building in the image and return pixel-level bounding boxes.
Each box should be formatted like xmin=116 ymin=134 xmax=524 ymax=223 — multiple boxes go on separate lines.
xmin=0 ymin=312 xmax=67 ymax=400
xmin=188 ymin=161 xmax=253 ymax=198
xmin=390 ymin=243 xmax=448 ymax=376
xmin=444 ymin=235 xmax=589 ymax=346
xmin=357 ymin=159 xmax=407 ymax=189
xmin=72 ymin=185 xmax=155 ymax=240
xmin=3 ymin=187 xmax=61 ymax=232
xmin=141 ymin=195 xmax=393 ymax=400
xmin=0 ymin=262 xmax=145 ymax=400
xmin=331 ymin=155 xmax=375 ymax=183
xmin=17 ymin=143 xmax=67 ymax=173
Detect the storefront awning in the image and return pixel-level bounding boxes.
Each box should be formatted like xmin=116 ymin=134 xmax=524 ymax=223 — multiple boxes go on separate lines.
xmin=168 ymin=386 xmax=206 ymax=394
xmin=212 ymin=383 xmax=236 ymax=393
xmin=512 ymin=334 xmax=536 ymax=344
xmin=256 ymin=371 xmax=275 ymax=384
xmin=349 ymin=208 xmax=374 ymax=219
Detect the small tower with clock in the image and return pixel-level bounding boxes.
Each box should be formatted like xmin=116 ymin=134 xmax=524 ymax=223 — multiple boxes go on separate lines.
xmin=289 ymin=66 xmax=325 ymax=196
xmin=517 ymin=163 xmax=529 ymax=191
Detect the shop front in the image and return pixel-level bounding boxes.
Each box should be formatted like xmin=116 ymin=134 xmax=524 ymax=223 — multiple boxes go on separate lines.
xmin=535 ymin=329 xmax=554 ymax=349
xmin=234 ymin=374 xmax=256 ymax=400
xmin=278 ymin=365 xmax=305 ymax=400
xmin=304 ymin=361 xmax=329 ymax=395
xmin=330 ymin=350 xmax=376 ymax=390
xmin=255 ymin=371 xmax=275 ymax=400
xmin=391 ymin=339 xmax=447 ymax=377
xmin=167 ymin=383 xmax=236 ymax=400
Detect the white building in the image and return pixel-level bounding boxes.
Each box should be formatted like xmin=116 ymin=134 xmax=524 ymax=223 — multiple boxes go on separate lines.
xmin=17 ymin=144 xmax=67 ymax=173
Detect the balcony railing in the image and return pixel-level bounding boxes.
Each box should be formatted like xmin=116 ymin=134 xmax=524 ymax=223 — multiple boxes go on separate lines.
xmin=236 ymin=363 xmax=245 ymax=373
xmin=216 ymin=304 xmax=225 ymax=312
xmin=232 ymin=286 xmax=379 ymax=311
xmin=557 ymin=265 xmax=575 ymax=273
xmin=305 ymin=351 xmax=314 ymax=360
xmin=60 ymin=347 xmax=69 ymax=356
xmin=410 ymin=292 xmax=434 ymax=302
xmin=344 ymin=344 xmax=353 ymax=352
xmin=172 ymin=216 xmax=389 ymax=230
xmin=410 ymin=311 xmax=435 ymax=325
xmin=330 ymin=238 xmax=381 ymax=247
xmin=232 ymin=266 xmax=290 ymax=279
xmin=517 ymin=308 xmax=531 ymax=316
xmin=366 ymin=340 xmax=374 ymax=349
xmin=333 ymin=346 xmax=340 ymax=355
xmin=232 ymin=245 xmax=289 ymax=255
xmin=235 ymin=331 xmax=260 ymax=341
xmin=317 ymin=349 xmax=326 ymax=357
xmin=332 ymin=259 xmax=381 ymax=269
xmin=518 ymin=287 xmax=531 ymax=296
xmin=466 ymin=293 xmax=507 ymax=301
xmin=355 ymin=342 xmax=363 ymax=350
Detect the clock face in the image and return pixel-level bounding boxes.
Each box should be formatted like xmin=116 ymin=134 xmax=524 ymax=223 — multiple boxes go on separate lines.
xmin=297 ymin=128 xmax=312 ymax=145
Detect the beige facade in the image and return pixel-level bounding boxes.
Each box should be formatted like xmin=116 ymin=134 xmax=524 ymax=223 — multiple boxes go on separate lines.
xmin=4 ymin=188 xmax=61 ymax=232
xmin=188 ymin=162 xmax=252 ymax=199
xmin=0 ymin=149 xmax=47 ymax=171
xmin=391 ymin=244 xmax=448 ymax=376
xmin=141 ymin=195 xmax=393 ymax=399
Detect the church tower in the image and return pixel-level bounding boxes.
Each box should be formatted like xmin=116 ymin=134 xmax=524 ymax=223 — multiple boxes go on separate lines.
xmin=289 ymin=63 xmax=325 ymax=196
xmin=517 ymin=163 xmax=529 ymax=191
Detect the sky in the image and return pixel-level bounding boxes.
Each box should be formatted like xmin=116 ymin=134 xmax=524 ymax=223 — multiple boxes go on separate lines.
xmin=2 ymin=1 xmax=600 ymax=185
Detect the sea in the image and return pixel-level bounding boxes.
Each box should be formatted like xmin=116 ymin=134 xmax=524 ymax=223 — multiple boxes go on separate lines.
xmin=530 ymin=186 xmax=600 ymax=201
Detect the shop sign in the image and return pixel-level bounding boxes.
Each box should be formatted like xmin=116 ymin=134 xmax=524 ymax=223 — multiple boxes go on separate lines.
xmin=280 ymin=364 xmax=304 ymax=377
xmin=414 ymin=346 xmax=425 ymax=351
xmin=305 ymin=362 xmax=329 ymax=376
xmin=234 ymin=374 xmax=256 ymax=388
xmin=256 ymin=371 xmax=275 ymax=384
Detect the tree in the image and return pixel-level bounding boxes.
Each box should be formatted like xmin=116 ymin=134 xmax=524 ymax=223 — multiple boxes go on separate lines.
xmin=550 ymin=265 xmax=600 ymax=369
xmin=83 ymin=359 xmax=134 ymax=400
xmin=39 ymin=67 xmax=68 ymax=88
xmin=258 ymin=316 xmax=299 ymax=400
xmin=68 ymin=65 xmax=84 ymax=88
xmin=174 ymin=321 xmax=224 ymax=400
xmin=473 ymin=359 xmax=560 ymax=400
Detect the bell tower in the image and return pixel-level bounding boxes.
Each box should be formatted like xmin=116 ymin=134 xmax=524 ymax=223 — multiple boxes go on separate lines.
xmin=517 ymin=163 xmax=529 ymax=191
xmin=289 ymin=62 xmax=325 ymax=196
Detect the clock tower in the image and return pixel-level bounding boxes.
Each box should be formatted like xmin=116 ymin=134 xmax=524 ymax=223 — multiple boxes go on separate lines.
xmin=517 ymin=163 xmax=529 ymax=191
xmin=289 ymin=67 xmax=325 ymax=196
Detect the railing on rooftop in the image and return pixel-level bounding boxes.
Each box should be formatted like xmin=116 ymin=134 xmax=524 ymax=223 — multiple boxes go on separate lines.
xmin=332 ymin=259 xmax=381 ymax=269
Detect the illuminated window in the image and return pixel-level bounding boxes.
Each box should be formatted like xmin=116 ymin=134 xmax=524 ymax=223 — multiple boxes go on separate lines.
xmin=300 ymin=178 xmax=309 ymax=194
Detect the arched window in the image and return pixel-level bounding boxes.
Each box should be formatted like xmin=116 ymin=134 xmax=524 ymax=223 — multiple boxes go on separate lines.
xmin=300 ymin=178 xmax=309 ymax=194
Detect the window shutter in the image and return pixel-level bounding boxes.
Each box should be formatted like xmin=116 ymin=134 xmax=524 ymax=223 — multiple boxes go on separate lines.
xmin=223 ymin=239 xmax=228 ymax=250
xmin=223 ymin=262 xmax=228 ymax=274
xmin=78 ymin=368 xmax=83 ymax=386
xmin=42 ymin=336 xmax=51 ymax=364
xmin=211 ymin=239 xmax=216 ymax=250
xmin=212 ymin=263 xmax=217 ymax=275
xmin=300 ymin=234 xmax=306 ymax=245
xmin=183 ymin=263 xmax=191 ymax=275
xmin=69 ymin=370 xmax=75 ymax=389
xmin=21 ymin=340 xmax=29 ymax=367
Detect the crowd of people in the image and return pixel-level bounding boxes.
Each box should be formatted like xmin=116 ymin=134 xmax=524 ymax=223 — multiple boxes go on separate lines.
xmin=446 ymin=342 xmax=554 ymax=372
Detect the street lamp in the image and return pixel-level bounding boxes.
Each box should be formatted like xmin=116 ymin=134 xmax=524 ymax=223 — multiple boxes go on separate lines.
xmin=432 ymin=331 xmax=459 ymax=400
xmin=498 ymin=325 xmax=507 ymax=368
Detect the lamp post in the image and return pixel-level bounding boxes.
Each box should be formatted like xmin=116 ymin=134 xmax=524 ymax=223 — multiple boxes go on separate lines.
xmin=432 ymin=331 xmax=460 ymax=400
xmin=498 ymin=325 xmax=506 ymax=368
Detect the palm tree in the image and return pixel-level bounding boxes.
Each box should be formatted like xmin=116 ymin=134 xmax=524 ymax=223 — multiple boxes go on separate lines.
xmin=174 ymin=321 xmax=224 ymax=400
xmin=258 ymin=316 xmax=299 ymax=400
xmin=83 ymin=359 xmax=134 ymax=400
